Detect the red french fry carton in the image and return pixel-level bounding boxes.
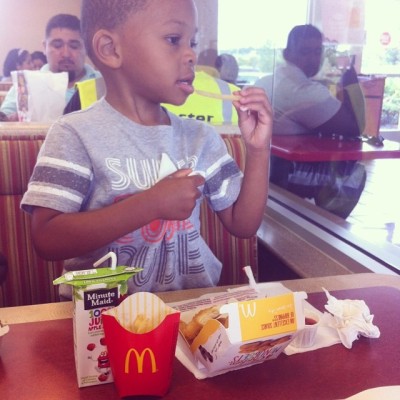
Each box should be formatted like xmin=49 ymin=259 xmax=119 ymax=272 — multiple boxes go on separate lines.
xmin=102 ymin=292 xmax=180 ymax=398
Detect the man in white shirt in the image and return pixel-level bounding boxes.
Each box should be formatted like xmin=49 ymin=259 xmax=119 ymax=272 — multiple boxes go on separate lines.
xmin=0 ymin=14 xmax=101 ymax=120
xmin=256 ymin=24 xmax=366 ymax=218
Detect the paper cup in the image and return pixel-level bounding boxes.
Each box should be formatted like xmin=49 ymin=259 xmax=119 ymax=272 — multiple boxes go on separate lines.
xmin=291 ymin=309 xmax=320 ymax=348
xmin=102 ymin=292 xmax=180 ymax=398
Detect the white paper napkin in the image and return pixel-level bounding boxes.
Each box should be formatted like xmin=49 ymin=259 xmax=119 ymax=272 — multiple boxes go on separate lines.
xmin=323 ymin=288 xmax=380 ymax=349
xmin=342 ymin=386 xmax=400 ymax=400
xmin=285 ymin=288 xmax=380 ymax=355
xmin=158 ymin=153 xmax=177 ymax=181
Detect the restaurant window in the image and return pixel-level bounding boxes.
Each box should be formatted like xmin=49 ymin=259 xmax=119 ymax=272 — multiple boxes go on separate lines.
xmin=212 ymin=0 xmax=400 ymax=272
xmin=218 ymin=0 xmax=309 ymax=86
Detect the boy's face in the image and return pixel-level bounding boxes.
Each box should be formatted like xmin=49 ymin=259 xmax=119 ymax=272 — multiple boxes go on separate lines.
xmin=116 ymin=0 xmax=198 ymax=106
xmin=44 ymin=28 xmax=87 ymax=83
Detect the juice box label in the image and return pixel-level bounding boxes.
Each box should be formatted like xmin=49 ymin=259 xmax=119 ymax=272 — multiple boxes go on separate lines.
xmin=84 ymin=287 xmax=119 ymax=310
xmin=75 ymin=286 xmax=118 ymax=387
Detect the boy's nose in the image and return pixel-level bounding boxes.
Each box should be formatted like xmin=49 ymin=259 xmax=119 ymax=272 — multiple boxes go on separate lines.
xmin=188 ymin=49 xmax=197 ymax=65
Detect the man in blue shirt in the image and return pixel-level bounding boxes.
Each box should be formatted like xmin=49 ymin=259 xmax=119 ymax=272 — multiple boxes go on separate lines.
xmin=0 ymin=14 xmax=101 ymax=120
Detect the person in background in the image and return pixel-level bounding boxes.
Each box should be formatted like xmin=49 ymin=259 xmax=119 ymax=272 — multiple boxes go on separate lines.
xmin=0 ymin=13 xmax=101 ymax=121
xmin=215 ymin=53 xmax=239 ymax=85
xmin=256 ymin=24 xmax=366 ymax=219
xmin=1 ymin=48 xmax=32 ymax=82
xmin=21 ymin=0 xmax=272 ymax=300
xmin=31 ymin=51 xmax=47 ymax=70
xmin=196 ymin=48 xmax=220 ymax=77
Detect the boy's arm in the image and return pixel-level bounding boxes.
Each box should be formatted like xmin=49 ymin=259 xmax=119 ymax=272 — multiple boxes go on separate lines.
xmin=31 ymin=170 xmax=204 ymax=260
xmin=217 ymin=87 xmax=273 ymax=237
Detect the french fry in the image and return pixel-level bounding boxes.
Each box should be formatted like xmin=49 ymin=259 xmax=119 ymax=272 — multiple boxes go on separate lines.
xmin=131 ymin=314 xmax=154 ymax=334
xmin=195 ymin=89 xmax=240 ymax=101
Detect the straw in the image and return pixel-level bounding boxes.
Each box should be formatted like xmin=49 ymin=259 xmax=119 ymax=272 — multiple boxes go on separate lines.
xmin=243 ymin=266 xmax=259 ymax=292
xmin=93 ymin=251 xmax=117 ymax=270
xmin=195 ymin=89 xmax=240 ymax=102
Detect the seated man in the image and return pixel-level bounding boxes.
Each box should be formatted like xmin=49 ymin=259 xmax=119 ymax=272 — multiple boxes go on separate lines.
xmin=0 ymin=14 xmax=101 ymax=121
xmin=256 ymin=24 xmax=366 ymax=218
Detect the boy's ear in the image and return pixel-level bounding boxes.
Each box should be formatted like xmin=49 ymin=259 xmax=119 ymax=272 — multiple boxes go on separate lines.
xmin=92 ymin=29 xmax=122 ymax=69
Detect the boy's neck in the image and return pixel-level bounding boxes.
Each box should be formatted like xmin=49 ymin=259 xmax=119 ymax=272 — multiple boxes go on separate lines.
xmin=107 ymin=94 xmax=170 ymax=126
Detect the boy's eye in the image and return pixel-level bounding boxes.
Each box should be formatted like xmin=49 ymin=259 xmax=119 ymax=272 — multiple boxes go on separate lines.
xmin=167 ymin=36 xmax=180 ymax=46
xmin=190 ymin=40 xmax=198 ymax=49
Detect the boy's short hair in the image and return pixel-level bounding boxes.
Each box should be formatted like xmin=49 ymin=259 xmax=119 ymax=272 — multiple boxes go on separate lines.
xmin=81 ymin=0 xmax=148 ymax=60
xmin=45 ymin=14 xmax=81 ymax=38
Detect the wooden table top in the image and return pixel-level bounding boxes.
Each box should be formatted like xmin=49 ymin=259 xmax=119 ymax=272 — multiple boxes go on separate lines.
xmin=1 ymin=273 xmax=399 ymax=325
xmin=1 ymin=273 xmax=400 ymax=400
xmin=271 ymin=134 xmax=400 ymax=162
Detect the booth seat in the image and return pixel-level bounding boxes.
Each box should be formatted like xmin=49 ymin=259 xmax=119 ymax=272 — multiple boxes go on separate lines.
xmin=0 ymin=134 xmax=63 ymax=307
xmin=0 ymin=131 xmax=257 ymax=307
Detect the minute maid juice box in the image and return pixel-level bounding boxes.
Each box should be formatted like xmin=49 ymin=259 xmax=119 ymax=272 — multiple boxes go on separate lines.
xmin=53 ymin=252 xmax=142 ymax=388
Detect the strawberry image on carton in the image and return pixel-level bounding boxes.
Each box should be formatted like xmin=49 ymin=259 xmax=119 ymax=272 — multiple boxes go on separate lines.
xmin=179 ymin=291 xmax=307 ymax=377
xmin=53 ymin=252 xmax=142 ymax=388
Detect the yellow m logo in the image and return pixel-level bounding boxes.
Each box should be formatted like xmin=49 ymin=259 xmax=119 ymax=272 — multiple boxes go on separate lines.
xmin=125 ymin=348 xmax=157 ymax=374
xmin=240 ymin=302 xmax=257 ymax=318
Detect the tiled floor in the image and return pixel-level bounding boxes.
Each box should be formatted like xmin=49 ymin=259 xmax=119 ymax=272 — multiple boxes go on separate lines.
xmin=347 ymin=158 xmax=400 ymax=247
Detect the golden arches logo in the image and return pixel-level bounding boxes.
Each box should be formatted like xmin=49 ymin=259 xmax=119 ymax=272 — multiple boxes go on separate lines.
xmin=125 ymin=348 xmax=157 ymax=374
xmin=240 ymin=302 xmax=257 ymax=318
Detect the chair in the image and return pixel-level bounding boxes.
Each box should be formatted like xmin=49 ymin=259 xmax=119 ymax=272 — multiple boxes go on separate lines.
xmin=200 ymin=134 xmax=258 ymax=285
xmin=0 ymin=134 xmax=63 ymax=307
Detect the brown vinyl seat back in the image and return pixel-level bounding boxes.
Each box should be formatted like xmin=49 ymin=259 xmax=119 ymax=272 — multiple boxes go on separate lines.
xmin=0 ymin=134 xmax=63 ymax=307
xmin=201 ymin=134 xmax=258 ymax=286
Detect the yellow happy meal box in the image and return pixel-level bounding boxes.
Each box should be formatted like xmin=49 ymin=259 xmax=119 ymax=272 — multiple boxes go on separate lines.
xmin=178 ymin=291 xmax=307 ymax=377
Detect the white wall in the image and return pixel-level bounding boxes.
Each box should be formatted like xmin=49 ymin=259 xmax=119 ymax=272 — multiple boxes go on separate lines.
xmin=0 ymin=0 xmax=81 ymax=74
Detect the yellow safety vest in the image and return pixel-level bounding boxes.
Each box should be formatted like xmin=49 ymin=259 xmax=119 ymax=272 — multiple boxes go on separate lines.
xmin=164 ymin=71 xmax=239 ymax=125
xmin=75 ymin=77 xmax=106 ymax=109
xmin=75 ymin=73 xmax=239 ymax=125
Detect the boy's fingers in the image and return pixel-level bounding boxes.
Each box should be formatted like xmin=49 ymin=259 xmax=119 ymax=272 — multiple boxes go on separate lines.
xmin=192 ymin=174 xmax=205 ymax=187
xmin=170 ymin=169 xmax=192 ymax=178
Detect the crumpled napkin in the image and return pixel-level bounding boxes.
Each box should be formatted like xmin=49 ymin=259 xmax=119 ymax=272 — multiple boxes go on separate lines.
xmin=285 ymin=288 xmax=381 ymax=355
xmin=323 ymin=288 xmax=380 ymax=349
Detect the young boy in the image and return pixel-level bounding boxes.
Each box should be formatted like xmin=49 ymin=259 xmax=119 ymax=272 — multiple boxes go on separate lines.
xmin=21 ymin=0 xmax=272 ymax=299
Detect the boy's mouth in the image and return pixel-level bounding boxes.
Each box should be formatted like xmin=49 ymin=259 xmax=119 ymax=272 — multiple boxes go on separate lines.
xmin=177 ymin=77 xmax=194 ymax=95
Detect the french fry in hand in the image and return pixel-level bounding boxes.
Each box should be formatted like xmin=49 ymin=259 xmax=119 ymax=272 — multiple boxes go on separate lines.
xmin=195 ymin=89 xmax=240 ymax=101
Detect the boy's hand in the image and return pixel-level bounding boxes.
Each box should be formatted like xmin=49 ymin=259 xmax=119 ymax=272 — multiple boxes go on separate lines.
xmin=232 ymin=87 xmax=273 ymax=151
xmin=150 ymin=169 xmax=205 ymax=221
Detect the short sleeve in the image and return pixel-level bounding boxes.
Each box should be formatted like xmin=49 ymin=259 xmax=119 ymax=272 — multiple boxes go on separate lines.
xmin=21 ymin=120 xmax=93 ymax=214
